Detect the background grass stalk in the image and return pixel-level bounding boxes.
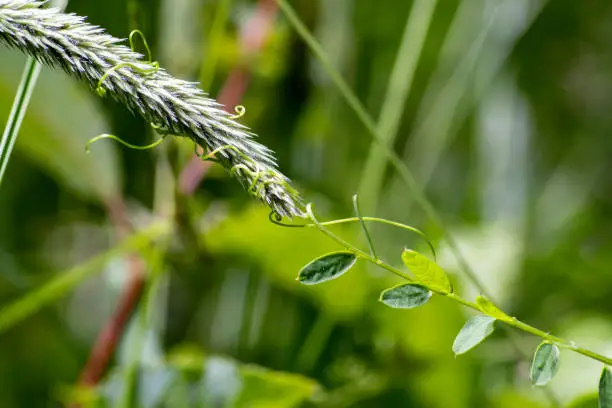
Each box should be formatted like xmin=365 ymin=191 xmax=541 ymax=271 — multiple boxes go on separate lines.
xmin=0 ymin=57 xmax=40 ymax=188
xmin=358 ymin=0 xmax=438 ymax=214
xmin=198 ymin=0 xmax=233 ymax=92
xmin=0 ymin=221 xmax=170 ymax=334
xmin=0 ymin=0 xmax=68 ymax=188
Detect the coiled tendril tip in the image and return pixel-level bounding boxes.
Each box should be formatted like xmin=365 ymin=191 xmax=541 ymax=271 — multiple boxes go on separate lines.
xmin=269 ymin=200 xmax=436 ymax=259
xmin=96 ymin=29 xmax=159 ymax=97
xmin=88 ymin=29 xmax=168 ymax=152
xmin=229 ymin=105 xmax=246 ymax=120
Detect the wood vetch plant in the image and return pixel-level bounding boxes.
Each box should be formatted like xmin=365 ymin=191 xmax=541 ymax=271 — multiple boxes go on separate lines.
xmin=1 ymin=0 xmax=612 ymax=405
xmin=273 ymin=197 xmax=612 ymax=405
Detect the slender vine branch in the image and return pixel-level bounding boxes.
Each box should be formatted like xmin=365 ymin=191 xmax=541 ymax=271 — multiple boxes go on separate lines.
xmin=300 ymin=203 xmax=612 ymax=367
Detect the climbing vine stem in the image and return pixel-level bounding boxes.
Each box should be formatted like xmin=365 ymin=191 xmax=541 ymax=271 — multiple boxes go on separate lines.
xmin=281 ymin=203 xmax=612 ymax=368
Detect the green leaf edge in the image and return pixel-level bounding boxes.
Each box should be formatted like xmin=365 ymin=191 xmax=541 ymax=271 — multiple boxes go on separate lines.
xmin=530 ymin=342 xmax=560 ymax=386
xmin=599 ymin=366 xmax=612 ymax=408
xmin=475 ymin=295 xmax=513 ymax=323
xmin=452 ymin=314 xmax=497 ymax=356
xmin=378 ymin=283 xmax=432 ymax=309
xmin=400 ymin=248 xmax=452 ymax=294
xmin=297 ymin=251 xmax=357 ymax=285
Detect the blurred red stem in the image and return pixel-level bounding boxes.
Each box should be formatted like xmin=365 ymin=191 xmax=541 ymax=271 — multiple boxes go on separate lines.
xmin=178 ymin=0 xmax=278 ymax=195
xmin=76 ymin=255 xmax=144 ymax=386
xmin=75 ymin=197 xmax=145 ymax=389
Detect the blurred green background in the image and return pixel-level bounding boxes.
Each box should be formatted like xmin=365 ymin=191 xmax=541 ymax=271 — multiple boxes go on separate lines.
xmin=1 ymin=0 xmax=612 ymax=406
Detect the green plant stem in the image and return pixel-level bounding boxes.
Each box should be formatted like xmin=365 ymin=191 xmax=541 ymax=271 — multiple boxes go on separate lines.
xmin=358 ymin=0 xmax=438 ymax=215
xmin=272 ymin=214 xmax=435 ymax=258
xmin=0 ymin=221 xmax=170 ymax=335
xmin=0 ymin=57 xmax=41 ymax=188
xmin=306 ymin=205 xmax=413 ymax=283
xmin=315 ymin=216 xmax=435 ymax=259
xmin=352 ymin=195 xmax=377 ymax=259
xmin=305 ymin=205 xmax=612 ymax=367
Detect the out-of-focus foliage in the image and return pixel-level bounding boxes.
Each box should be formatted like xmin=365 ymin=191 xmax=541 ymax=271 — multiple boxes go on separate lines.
xmin=1 ymin=0 xmax=612 ymax=406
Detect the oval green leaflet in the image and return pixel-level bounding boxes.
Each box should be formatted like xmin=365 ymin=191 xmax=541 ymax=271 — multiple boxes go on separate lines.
xmin=401 ymin=249 xmax=452 ymax=294
xmin=379 ymin=284 xmax=432 ymax=309
xmin=530 ymin=342 xmax=560 ymax=386
xmin=475 ymin=295 xmax=512 ymax=323
xmin=452 ymin=315 xmax=496 ymax=355
xmin=600 ymin=367 xmax=612 ymax=408
xmin=297 ymin=251 xmax=357 ymax=285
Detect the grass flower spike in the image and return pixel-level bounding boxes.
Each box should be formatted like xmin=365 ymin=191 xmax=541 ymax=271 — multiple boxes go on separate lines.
xmin=0 ymin=0 xmax=303 ymax=217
